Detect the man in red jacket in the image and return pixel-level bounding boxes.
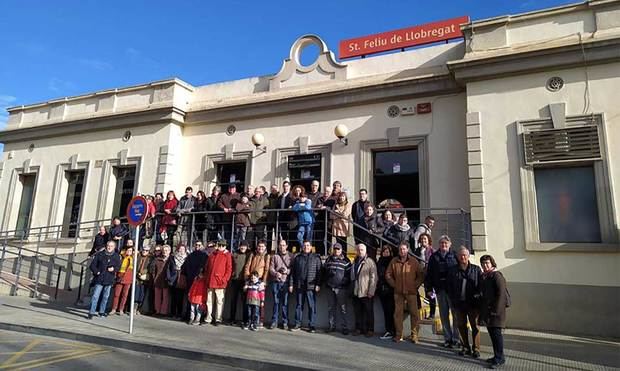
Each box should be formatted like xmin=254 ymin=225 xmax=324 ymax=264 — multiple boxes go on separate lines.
xmin=204 ymin=240 xmax=233 ymax=326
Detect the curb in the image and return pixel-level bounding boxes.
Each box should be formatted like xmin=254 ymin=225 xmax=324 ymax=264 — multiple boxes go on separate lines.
xmin=0 ymin=322 xmax=316 ymax=371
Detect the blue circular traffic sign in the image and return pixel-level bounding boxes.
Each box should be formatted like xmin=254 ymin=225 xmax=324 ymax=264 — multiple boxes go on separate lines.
xmin=126 ymin=196 xmax=148 ymax=226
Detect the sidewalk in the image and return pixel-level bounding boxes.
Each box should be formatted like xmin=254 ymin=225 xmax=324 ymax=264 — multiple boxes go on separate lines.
xmin=0 ymin=296 xmax=618 ymax=370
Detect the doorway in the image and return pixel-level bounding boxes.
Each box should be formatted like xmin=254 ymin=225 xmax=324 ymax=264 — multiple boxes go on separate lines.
xmin=62 ymin=171 xmax=85 ymax=238
xmin=112 ymin=166 xmax=136 ymax=218
xmin=16 ymin=174 xmax=36 ymax=238
xmin=288 ymin=153 xmax=322 ymax=192
xmin=373 ymin=148 xmax=420 ymax=222
xmin=216 ymin=161 xmax=247 ymax=194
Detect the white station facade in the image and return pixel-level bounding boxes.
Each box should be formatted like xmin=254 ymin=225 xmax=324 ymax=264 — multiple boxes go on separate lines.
xmin=1 ymin=1 xmax=619 ymax=337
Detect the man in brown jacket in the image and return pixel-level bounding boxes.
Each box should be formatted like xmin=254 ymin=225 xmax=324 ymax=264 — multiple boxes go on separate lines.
xmin=386 ymin=241 xmax=425 ymax=343
xmin=244 ymin=239 xmax=271 ymax=326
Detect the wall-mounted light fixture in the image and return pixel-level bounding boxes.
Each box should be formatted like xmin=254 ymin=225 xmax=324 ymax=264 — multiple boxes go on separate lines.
xmin=252 ymin=133 xmax=267 ymax=154
xmin=334 ymin=124 xmax=349 ymax=145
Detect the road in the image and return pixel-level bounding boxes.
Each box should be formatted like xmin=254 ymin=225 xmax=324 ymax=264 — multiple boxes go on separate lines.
xmin=0 ymin=329 xmax=246 ymax=371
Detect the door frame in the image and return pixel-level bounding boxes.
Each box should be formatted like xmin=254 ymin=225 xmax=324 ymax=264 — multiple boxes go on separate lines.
xmin=359 ymin=136 xmax=429 ymax=209
xmin=203 ymin=151 xmax=253 ymax=193
xmin=1 ymin=161 xmax=40 ymax=236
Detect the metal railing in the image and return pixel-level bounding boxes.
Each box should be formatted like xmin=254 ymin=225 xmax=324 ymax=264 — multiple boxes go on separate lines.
xmin=0 ymin=206 xmax=471 ymax=304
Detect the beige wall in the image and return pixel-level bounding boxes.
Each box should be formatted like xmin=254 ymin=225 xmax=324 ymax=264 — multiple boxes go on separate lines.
xmin=0 ymin=123 xmax=175 ymax=230
xmin=180 ymin=94 xmax=468 ymax=210
xmin=467 ymin=62 xmax=620 ymax=287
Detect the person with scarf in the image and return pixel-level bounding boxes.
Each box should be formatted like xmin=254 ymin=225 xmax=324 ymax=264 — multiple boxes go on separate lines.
xmin=383 ymin=213 xmax=415 ymax=256
xmin=151 ymin=244 xmax=171 ymax=316
xmin=134 ymin=244 xmax=153 ymax=315
xmin=160 ymin=191 xmax=179 ymax=248
xmin=331 ymin=191 xmax=352 ymax=254
xmin=88 ymin=241 xmax=121 ymax=319
xmin=419 ymin=233 xmax=437 ymax=319
xmin=376 ymin=245 xmax=395 ymax=340
xmin=167 ymin=244 xmax=188 ymax=320
xmin=111 ymin=246 xmax=134 ymax=315
xmin=350 ymin=243 xmax=377 ymax=337
xmin=478 ymin=254 xmax=509 ymax=369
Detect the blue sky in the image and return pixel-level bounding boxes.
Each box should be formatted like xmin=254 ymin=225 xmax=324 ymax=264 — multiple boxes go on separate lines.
xmin=0 ymin=0 xmax=576 ymax=145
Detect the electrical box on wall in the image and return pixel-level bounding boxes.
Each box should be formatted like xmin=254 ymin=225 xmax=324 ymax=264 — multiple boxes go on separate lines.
xmin=400 ymin=106 xmax=416 ymax=116
xmin=417 ymin=102 xmax=432 ymax=114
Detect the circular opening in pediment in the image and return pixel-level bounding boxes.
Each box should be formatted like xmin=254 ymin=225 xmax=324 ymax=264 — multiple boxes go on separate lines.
xmin=298 ymin=42 xmax=320 ymax=68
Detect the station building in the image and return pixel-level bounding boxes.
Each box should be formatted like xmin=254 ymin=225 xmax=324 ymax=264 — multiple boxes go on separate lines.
xmin=1 ymin=0 xmax=619 ymax=337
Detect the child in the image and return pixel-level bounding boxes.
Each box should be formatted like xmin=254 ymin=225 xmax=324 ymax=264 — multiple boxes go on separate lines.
xmin=235 ymin=194 xmax=251 ymax=250
xmin=187 ymin=268 xmax=207 ymax=325
xmin=243 ymin=271 xmax=265 ymax=331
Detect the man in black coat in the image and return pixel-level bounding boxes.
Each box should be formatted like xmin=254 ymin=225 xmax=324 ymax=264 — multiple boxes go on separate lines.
xmin=109 ymin=217 xmax=129 ymax=253
xmin=89 ymin=226 xmax=110 ymax=256
xmin=276 ymin=181 xmax=294 ymax=247
xmin=425 ymin=235 xmax=459 ymax=348
xmin=322 ymin=243 xmax=351 ymax=334
xmin=351 ymin=189 xmax=370 ymax=245
xmin=288 ymin=240 xmax=322 ymax=332
xmin=88 ymin=241 xmax=121 ymax=319
xmin=447 ymin=246 xmax=482 ymax=358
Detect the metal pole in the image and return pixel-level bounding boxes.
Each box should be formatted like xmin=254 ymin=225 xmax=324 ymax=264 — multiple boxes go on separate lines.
xmin=0 ymin=231 xmax=7 ymax=273
xmin=190 ymin=214 xmax=195 ymax=251
xmin=55 ymin=266 xmax=61 ymax=300
xmin=230 ymin=213 xmax=235 ymax=252
xmin=12 ymin=238 xmax=25 ymax=296
xmin=128 ymin=225 xmax=140 ymax=334
xmin=323 ymin=209 xmax=328 ymax=256
xmin=33 ymin=231 xmax=43 ymax=298
xmin=76 ymin=265 xmax=84 ymax=305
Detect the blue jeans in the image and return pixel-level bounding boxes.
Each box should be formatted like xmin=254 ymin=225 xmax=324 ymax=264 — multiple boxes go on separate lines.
xmin=436 ymin=289 xmax=459 ymax=343
xmin=297 ymin=224 xmax=313 ymax=248
xmin=246 ymin=304 xmax=260 ymax=327
xmin=271 ymin=282 xmax=289 ymax=325
xmin=294 ymin=289 xmax=317 ymax=328
xmin=90 ymin=284 xmax=112 ymax=315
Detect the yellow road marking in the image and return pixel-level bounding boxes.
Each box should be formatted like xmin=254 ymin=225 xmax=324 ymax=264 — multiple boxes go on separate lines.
xmin=0 ymin=349 xmax=109 ymax=370
xmin=0 ymin=340 xmax=40 ymax=367
xmin=0 ymin=350 xmax=92 ymax=355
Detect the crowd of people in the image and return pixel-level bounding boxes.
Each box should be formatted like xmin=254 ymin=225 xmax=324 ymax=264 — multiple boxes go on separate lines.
xmin=87 ymin=181 xmax=509 ymax=369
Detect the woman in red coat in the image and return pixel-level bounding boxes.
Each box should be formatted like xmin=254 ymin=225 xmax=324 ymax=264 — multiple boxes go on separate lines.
xmin=160 ymin=191 xmax=179 ymax=248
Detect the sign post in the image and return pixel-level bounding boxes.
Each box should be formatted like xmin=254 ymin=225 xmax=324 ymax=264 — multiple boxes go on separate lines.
xmin=126 ymin=195 xmax=148 ymax=335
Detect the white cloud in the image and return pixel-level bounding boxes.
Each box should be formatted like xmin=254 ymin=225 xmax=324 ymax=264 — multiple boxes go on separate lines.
xmin=48 ymin=78 xmax=77 ymax=93
xmin=77 ymin=58 xmax=113 ymax=71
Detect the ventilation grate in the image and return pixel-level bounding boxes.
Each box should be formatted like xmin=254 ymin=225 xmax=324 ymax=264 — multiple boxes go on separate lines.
xmin=523 ymin=125 xmax=601 ymax=164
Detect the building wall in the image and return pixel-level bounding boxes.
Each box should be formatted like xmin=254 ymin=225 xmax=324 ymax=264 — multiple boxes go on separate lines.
xmin=467 ymin=62 xmax=620 ymax=337
xmin=180 ymin=94 xmax=468 ymax=211
xmin=0 ymin=122 xmax=175 ymax=231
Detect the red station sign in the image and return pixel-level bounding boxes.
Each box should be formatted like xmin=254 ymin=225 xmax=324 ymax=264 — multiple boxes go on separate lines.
xmin=339 ymin=16 xmax=470 ymax=59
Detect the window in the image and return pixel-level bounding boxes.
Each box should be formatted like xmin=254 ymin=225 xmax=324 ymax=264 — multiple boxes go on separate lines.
xmin=216 ymin=161 xmax=246 ymax=194
xmin=534 ymin=166 xmax=600 ymax=243
xmin=518 ymin=114 xmax=616 ymax=251
xmin=62 ymin=171 xmax=85 ymax=238
xmin=15 ymin=174 xmax=36 ymax=238
xmin=112 ymin=166 xmax=136 ymax=218
xmin=288 ymin=154 xmax=321 ymax=192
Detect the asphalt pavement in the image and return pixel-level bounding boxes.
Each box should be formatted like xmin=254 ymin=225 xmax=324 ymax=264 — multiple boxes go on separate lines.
xmin=0 ymin=329 xmax=246 ymax=371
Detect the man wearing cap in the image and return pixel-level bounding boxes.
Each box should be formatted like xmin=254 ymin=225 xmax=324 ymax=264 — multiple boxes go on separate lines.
xmin=217 ymin=184 xmax=240 ymax=247
xmin=204 ymin=239 xmax=233 ymax=326
xmin=322 ymin=242 xmax=352 ymax=334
